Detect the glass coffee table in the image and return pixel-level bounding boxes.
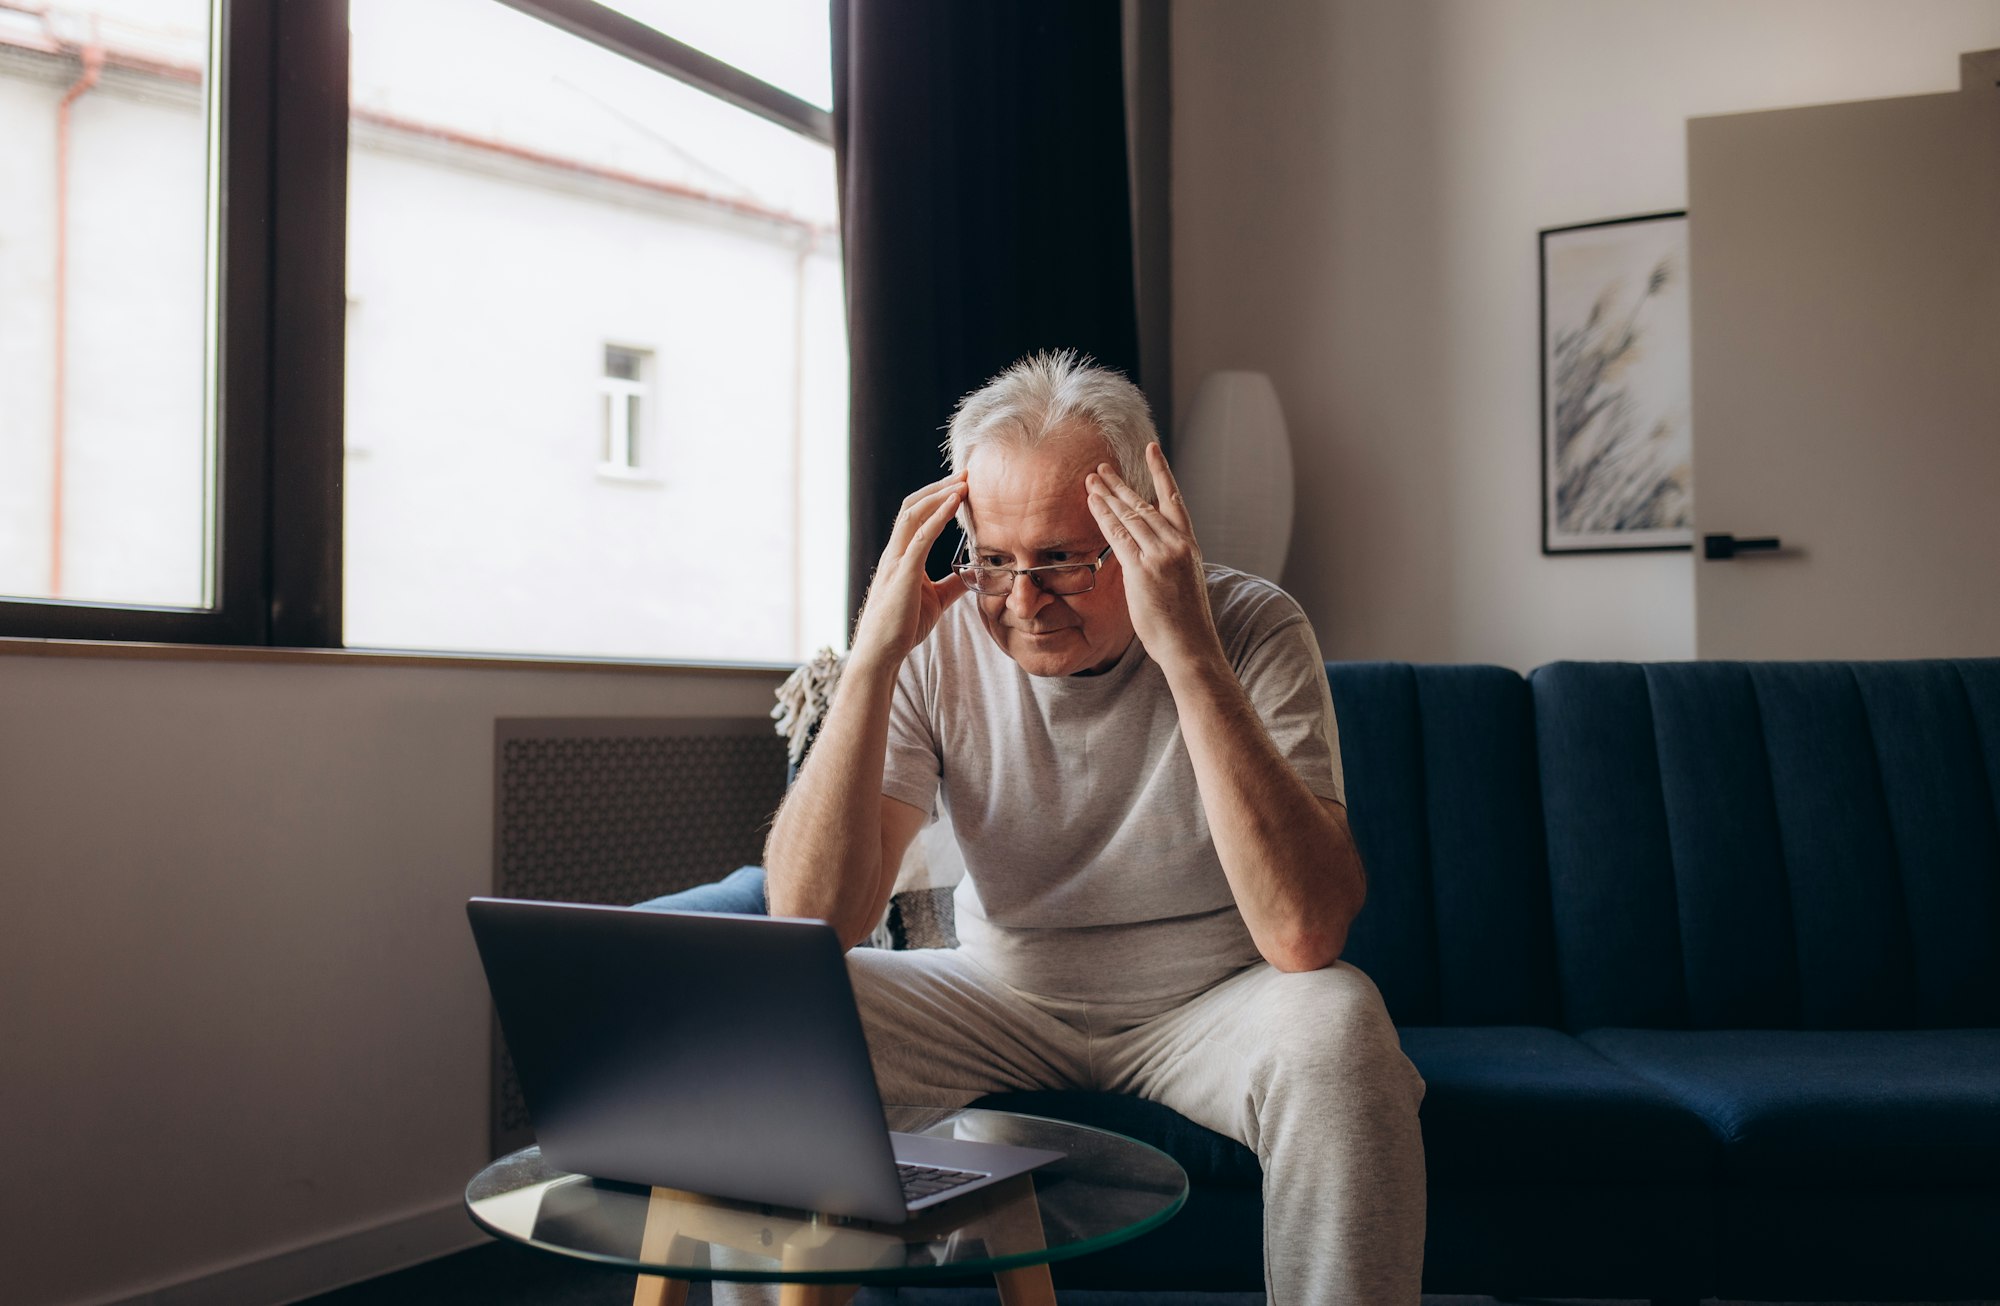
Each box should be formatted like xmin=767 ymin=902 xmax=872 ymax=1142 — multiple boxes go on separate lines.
xmin=465 ymin=1107 xmax=1188 ymax=1306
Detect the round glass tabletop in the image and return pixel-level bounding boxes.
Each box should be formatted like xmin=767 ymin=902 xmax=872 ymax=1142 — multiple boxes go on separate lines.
xmin=465 ymin=1107 xmax=1188 ymax=1285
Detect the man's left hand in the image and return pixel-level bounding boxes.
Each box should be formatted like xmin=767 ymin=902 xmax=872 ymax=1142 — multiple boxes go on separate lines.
xmin=1086 ymin=443 xmax=1226 ymax=675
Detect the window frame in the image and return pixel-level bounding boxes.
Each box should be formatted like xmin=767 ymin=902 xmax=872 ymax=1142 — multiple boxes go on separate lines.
xmin=0 ymin=0 xmax=832 ymax=649
xmin=598 ymin=344 xmax=656 ymax=479
xmin=0 ymin=0 xmax=291 ymax=644
xmin=492 ymin=1 xmax=831 ymax=144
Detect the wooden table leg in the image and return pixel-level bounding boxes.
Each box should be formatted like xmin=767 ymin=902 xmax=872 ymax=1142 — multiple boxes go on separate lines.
xmin=994 ymin=1264 xmax=1058 ymax=1306
xmin=980 ymin=1175 xmax=1056 ymax=1306
xmin=894 ymin=1173 xmax=1059 ymax=1305
xmin=631 ymin=1275 xmax=688 ymax=1306
xmin=777 ymin=1224 xmax=862 ymax=1306
xmin=777 ymin=1283 xmax=859 ymax=1306
xmin=630 ymin=1176 xmax=1056 ymax=1306
xmin=633 ymin=1186 xmax=693 ymax=1306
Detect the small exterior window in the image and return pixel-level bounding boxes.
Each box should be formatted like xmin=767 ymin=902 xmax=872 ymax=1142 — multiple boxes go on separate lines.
xmin=599 ymin=344 xmax=654 ymax=476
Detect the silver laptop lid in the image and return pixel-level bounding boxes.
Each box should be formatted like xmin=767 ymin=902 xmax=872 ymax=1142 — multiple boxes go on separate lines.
xmin=466 ymin=898 xmax=909 ymax=1221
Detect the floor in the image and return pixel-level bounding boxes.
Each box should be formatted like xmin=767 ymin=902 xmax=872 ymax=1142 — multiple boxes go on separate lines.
xmin=292 ymin=1243 xmax=1998 ymax=1306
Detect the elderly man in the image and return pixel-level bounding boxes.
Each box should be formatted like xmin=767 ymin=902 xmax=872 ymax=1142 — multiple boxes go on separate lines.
xmin=765 ymin=352 xmax=1425 ymax=1304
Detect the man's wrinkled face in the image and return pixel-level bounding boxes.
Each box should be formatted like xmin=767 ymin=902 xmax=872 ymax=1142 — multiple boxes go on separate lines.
xmin=961 ymin=427 xmax=1135 ymax=677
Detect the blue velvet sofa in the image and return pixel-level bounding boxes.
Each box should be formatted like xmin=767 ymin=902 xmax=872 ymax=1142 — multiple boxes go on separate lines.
xmin=648 ymin=659 xmax=2000 ymax=1304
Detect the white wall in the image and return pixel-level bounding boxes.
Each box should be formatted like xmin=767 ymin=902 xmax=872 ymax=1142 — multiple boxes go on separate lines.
xmin=0 ymin=649 xmax=783 ymax=1306
xmin=1172 ymin=0 xmax=2000 ymax=669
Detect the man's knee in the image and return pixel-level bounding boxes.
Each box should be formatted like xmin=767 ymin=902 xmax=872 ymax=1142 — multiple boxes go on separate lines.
xmin=840 ymin=948 xmax=1076 ymax=1101
xmin=1246 ymin=963 xmax=1419 ymax=1105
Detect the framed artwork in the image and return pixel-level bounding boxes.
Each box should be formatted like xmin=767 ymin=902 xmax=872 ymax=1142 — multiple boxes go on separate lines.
xmin=1539 ymin=211 xmax=1693 ymax=554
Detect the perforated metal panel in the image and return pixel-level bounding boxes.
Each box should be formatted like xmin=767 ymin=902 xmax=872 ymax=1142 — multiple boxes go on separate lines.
xmin=489 ymin=716 xmax=788 ymax=1155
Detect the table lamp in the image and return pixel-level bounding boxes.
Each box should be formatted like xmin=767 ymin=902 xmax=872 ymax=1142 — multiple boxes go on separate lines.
xmin=1174 ymin=370 xmax=1294 ymax=582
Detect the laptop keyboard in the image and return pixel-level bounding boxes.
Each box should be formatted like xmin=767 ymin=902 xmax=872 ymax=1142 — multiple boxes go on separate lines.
xmin=898 ymin=1162 xmax=987 ymax=1204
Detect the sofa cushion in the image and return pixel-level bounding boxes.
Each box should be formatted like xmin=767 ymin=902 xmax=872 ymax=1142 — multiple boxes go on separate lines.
xmin=1398 ymin=1026 xmax=1717 ymax=1185
xmin=630 ymin=864 xmax=767 ymax=915
xmin=1582 ymin=1028 xmax=2000 ymax=1187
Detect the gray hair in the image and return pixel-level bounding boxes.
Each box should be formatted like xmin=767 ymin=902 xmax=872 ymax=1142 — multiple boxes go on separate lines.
xmin=943 ymin=350 xmax=1159 ymax=506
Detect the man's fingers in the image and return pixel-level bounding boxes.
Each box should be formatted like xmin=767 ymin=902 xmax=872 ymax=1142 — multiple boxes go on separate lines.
xmin=1092 ymin=462 xmax=1141 ymax=502
xmin=1093 ymin=462 xmax=1161 ymax=516
xmin=902 ymin=469 xmax=967 ymax=504
xmin=1086 ymin=485 xmax=1144 ymax=559
xmin=904 ymin=481 xmax=964 ymax=563
xmin=1088 ymin=468 xmax=1167 ymax=549
xmin=883 ymin=481 xmax=964 ymax=580
xmin=886 ymin=478 xmax=965 ymax=556
xmin=895 ymin=473 xmax=966 ymax=516
xmin=1146 ymin=442 xmax=1194 ymax=532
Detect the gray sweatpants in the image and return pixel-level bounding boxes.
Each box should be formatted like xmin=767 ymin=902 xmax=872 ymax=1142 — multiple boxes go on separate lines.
xmin=841 ymin=946 xmax=1427 ymax=1305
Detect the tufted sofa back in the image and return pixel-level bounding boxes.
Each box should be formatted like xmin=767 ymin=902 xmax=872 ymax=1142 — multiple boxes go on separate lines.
xmin=1328 ymin=663 xmax=1559 ymax=1028
xmin=1332 ymin=658 xmax=2000 ymax=1033
xmin=1531 ymin=659 xmax=2000 ymax=1033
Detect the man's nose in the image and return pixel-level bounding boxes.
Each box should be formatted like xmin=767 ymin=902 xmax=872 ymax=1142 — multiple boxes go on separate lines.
xmin=1005 ymin=571 xmax=1051 ymax=618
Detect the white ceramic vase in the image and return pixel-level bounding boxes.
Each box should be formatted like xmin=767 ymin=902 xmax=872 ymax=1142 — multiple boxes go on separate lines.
xmin=1173 ymin=371 xmax=1294 ymax=582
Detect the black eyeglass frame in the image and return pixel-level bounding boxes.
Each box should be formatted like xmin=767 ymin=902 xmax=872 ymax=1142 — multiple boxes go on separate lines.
xmin=951 ymin=541 xmax=1116 ymax=596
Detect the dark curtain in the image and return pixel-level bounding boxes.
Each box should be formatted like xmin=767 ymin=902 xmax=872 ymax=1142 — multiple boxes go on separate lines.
xmin=832 ymin=0 xmax=1141 ymax=618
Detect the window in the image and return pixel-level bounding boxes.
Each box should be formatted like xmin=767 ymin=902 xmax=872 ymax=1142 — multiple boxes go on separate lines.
xmin=599 ymin=344 xmax=654 ymax=477
xmin=0 ymin=0 xmax=850 ymax=664
xmin=342 ymin=0 xmax=847 ymax=662
xmin=0 ymin=0 xmax=217 ymax=613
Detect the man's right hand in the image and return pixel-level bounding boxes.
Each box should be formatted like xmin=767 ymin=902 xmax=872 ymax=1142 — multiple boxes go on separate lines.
xmin=768 ymin=473 xmax=964 ymax=944
xmin=849 ymin=472 xmax=970 ymax=669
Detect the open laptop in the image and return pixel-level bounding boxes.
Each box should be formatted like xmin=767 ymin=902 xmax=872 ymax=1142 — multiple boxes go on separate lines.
xmin=466 ymin=898 xmax=1062 ymax=1224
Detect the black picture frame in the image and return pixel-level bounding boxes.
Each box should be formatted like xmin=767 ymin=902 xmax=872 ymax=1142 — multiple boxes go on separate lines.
xmin=1539 ymin=211 xmax=1694 ymax=555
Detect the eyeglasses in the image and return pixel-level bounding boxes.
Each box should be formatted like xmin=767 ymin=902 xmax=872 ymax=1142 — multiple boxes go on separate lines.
xmin=952 ymin=542 xmax=1114 ymax=596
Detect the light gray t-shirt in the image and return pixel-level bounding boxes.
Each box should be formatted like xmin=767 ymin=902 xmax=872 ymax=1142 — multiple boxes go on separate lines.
xmin=882 ymin=565 xmax=1345 ymax=1003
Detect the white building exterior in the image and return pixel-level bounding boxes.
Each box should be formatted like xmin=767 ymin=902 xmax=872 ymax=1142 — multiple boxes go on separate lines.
xmin=0 ymin=0 xmax=851 ymax=662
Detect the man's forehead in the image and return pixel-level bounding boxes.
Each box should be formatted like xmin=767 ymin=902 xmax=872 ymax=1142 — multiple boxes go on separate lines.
xmin=965 ymin=434 xmax=1106 ymax=500
xmin=962 ymin=500 xmax=1098 ymax=549
xmin=967 ymin=532 xmax=1096 ymax=553
xmin=962 ymin=448 xmax=1103 ymax=549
